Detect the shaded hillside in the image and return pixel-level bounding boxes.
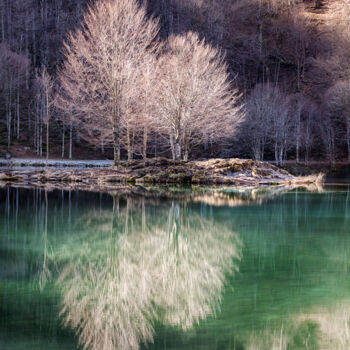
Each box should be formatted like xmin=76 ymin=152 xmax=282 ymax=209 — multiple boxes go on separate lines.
xmin=0 ymin=0 xmax=348 ymax=164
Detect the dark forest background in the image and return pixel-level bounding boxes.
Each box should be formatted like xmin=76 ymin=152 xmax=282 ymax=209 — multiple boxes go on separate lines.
xmin=0 ymin=0 xmax=349 ymax=164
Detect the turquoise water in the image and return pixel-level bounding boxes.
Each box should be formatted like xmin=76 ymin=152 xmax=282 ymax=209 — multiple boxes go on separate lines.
xmin=1 ymin=185 xmax=350 ymax=350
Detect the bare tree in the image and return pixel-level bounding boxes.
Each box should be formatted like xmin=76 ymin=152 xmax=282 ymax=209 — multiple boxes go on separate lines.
xmin=319 ymin=112 xmax=336 ymax=167
xmin=57 ymin=0 xmax=159 ymax=165
xmin=36 ymin=67 xmax=54 ymax=161
xmin=0 ymin=43 xmax=29 ymax=148
xmin=290 ymin=93 xmax=307 ymax=163
xmin=243 ymin=84 xmax=273 ymax=161
xmin=326 ymin=81 xmax=350 ymax=164
xmin=155 ymin=32 xmax=240 ymax=160
xmin=242 ymin=83 xmax=292 ymax=165
xmin=270 ymin=89 xmax=293 ymax=166
xmin=303 ymin=101 xmax=317 ymax=164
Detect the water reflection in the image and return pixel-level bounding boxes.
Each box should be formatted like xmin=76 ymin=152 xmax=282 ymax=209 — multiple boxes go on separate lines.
xmin=1 ymin=185 xmax=350 ymax=350
xmin=47 ymin=196 xmax=241 ymax=350
xmin=192 ymin=183 xmax=325 ymax=207
xmin=245 ymin=302 xmax=350 ymax=350
xmin=299 ymin=303 xmax=350 ymax=350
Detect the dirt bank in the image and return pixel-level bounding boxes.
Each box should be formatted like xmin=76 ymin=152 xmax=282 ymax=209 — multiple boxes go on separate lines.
xmin=0 ymin=158 xmax=323 ymax=189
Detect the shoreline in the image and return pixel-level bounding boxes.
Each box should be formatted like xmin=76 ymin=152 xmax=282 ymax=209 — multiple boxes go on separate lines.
xmin=0 ymin=158 xmax=323 ymax=190
xmin=0 ymin=158 xmax=114 ymax=169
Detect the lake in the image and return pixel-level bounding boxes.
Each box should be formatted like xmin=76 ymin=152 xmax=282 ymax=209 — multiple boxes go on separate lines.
xmin=1 ymin=184 xmax=350 ymax=350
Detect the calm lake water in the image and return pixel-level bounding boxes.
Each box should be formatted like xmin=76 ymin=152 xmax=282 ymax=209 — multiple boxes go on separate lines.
xmin=1 ymin=185 xmax=350 ymax=350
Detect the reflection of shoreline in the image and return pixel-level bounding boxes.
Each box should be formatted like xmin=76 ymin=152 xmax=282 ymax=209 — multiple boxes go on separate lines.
xmin=0 ymin=182 xmax=325 ymax=209
xmin=2 ymin=186 xmax=350 ymax=350
xmin=245 ymin=302 xmax=350 ymax=350
xmin=53 ymin=202 xmax=241 ymax=350
xmin=192 ymin=183 xmax=324 ymax=207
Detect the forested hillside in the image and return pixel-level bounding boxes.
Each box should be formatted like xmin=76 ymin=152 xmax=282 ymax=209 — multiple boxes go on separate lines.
xmin=0 ymin=0 xmax=349 ymax=164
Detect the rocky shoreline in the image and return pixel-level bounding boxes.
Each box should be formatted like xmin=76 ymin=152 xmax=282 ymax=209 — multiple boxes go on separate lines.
xmin=0 ymin=158 xmax=323 ymax=190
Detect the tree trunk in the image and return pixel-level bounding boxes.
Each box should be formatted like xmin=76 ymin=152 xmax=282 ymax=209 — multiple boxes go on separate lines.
xmin=170 ymin=129 xmax=175 ymax=160
xmin=1 ymin=2 xmax=4 ymax=41
xmin=274 ymin=143 xmax=278 ymax=166
xmin=6 ymin=91 xmax=11 ymax=148
xmin=126 ymin=124 xmax=132 ymax=161
xmin=46 ymin=91 xmax=49 ymax=161
xmin=16 ymin=90 xmax=20 ymax=140
xmin=113 ymin=128 xmax=120 ymax=166
xmin=183 ymin=136 xmax=189 ymax=161
xmin=143 ymin=125 xmax=148 ymax=160
xmin=174 ymin=121 xmax=181 ymax=160
xmin=347 ymin=118 xmax=350 ymax=165
xmin=100 ymin=134 xmax=104 ymax=153
xmin=296 ymin=111 xmax=301 ymax=163
xmin=39 ymin=109 xmax=43 ymax=156
xmin=174 ymin=142 xmax=181 ymax=160
xmin=112 ymin=83 xmax=121 ymax=166
xmin=69 ymin=121 xmax=73 ymax=159
xmin=61 ymin=125 xmax=65 ymax=159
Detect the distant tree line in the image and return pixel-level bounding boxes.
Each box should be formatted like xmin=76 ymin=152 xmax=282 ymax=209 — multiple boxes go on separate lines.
xmin=1 ymin=0 xmax=350 ymax=165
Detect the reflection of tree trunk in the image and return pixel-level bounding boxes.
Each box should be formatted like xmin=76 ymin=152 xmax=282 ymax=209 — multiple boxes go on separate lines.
xmin=110 ymin=195 xmax=119 ymax=269
xmin=44 ymin=190 xmax=48 ymax=267
xmin=168 ymin=201 xmax=180 ymax=252
xmin=111 ymin=195 xmax=116 ymax=234
xmin=68 ymin=190 xmax=71 ymax=232
xmin=39 ymin=190 xmax=49 ymax=291
xmin=142 ymin=198 xmax=146 ymax=233
xmin=125 ymin=197 xmax=131 ymax=235
xmin=15 ymin=188 xmax=18 ymax=234
xmin=6 ymin=188 xmax=10 ymax=229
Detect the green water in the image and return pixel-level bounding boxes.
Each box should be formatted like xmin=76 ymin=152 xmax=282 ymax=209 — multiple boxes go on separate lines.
xmin=1 ymin=185 xmax=350 ymax=350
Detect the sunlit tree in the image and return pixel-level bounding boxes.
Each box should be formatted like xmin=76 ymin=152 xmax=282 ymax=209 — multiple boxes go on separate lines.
xmin=57 ymin=0 xmax=159 ymax=165
xmin=155 ymin=32 xmax=241 ymax=160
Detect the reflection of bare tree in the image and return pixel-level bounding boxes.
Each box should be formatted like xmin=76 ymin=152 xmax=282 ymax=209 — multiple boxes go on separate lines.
xmin=55 ymin=200 xmax=241 ymax=350
xmin=37 ymin=190 xmax=53 ymax=290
